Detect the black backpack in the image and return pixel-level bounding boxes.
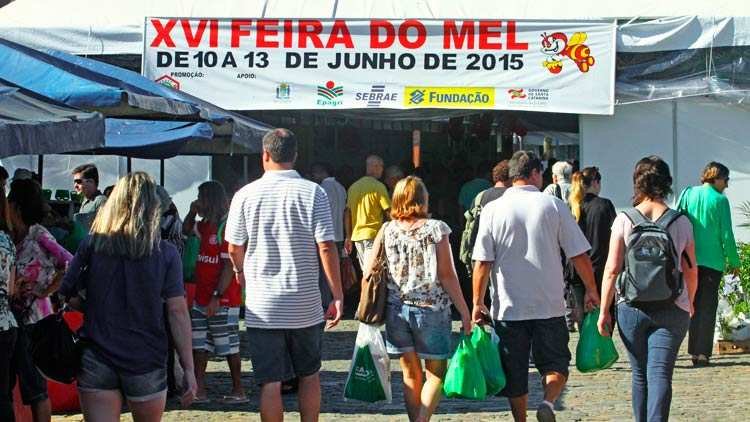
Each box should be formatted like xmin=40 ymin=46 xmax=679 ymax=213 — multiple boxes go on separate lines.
xmin=617 ymin=208 xmax=688 ymax=308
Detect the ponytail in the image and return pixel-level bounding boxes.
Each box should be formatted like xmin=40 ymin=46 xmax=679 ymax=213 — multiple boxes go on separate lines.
xmin=569 ymin=172 xmax=585 ymax=222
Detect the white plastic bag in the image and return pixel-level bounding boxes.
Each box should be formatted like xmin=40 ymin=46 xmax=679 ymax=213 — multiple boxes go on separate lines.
xmin=343 ymin=323 xmax=392 ymax=403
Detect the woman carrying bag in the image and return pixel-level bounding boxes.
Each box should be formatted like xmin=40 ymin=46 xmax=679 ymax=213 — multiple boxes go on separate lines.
xmin=364 ymin=176 xmax=471 ymax=422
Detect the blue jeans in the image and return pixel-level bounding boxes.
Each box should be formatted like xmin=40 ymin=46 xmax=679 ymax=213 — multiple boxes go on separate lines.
xmin=616 ymin=302 xmax=689 ymax=422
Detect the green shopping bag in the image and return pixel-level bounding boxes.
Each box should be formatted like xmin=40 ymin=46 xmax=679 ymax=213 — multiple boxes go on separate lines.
xmin=344 ymin=324 xmax=391 ymax=403
xmin=443 ymin=335 xmax=487 ymax=400
xmin=471 ymin=326 xmax=506 ymax=395
xmin=61 ymin=221 xmax=87 ymax=254
xmin=182 ymin=235 xmax=200 ymax=282
xmin=576 ymin=308 xmax=619 ymax=373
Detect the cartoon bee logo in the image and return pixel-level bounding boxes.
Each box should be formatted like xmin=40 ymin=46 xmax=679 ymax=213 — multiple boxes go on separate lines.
xmin=540 ymin=32 xmax=596 ymax=74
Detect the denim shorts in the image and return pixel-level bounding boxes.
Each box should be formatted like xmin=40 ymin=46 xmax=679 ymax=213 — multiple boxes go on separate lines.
xmin=385 ymin=302 xmax=452 ymax=360
xmin=77 ymin=347 xmax=167 ymax=402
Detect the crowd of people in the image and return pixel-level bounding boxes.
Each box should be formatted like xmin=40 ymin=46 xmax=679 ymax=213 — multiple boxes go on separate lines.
xmin=0 ymin=127 xmax=741 ymax=422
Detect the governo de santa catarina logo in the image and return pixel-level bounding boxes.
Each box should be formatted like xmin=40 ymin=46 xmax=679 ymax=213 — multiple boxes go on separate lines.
xmin=317 ymin=80 xmax=343 ymax=106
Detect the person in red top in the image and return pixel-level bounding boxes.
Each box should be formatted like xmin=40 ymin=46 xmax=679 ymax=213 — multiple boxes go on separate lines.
xmin=183 ymin=181 xmax=246 ymax=404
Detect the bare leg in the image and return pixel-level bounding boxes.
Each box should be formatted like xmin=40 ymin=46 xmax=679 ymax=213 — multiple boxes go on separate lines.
xmin=542 ymin=371 xmax=567 ymax=403
xmin=30 ymin=398 xmax=51 ymax=422
xmin=193 ymin=350 xmax=209 ymax=399
xmin=399 ymin=352 xmax=424 ymax=422
xmin=298 ymin=372 xmax=321 ymax=422
xmin=128 ymin=391 xmax=167 ymax=422
xmin=79 ymin=390 xmax=122 ymax=422
xmin=509 ymin=395 xmax=528 ymax=422
xmin=259 ymin=382 xmax=283 ymax=422
xmin=226 ymin=353 xmax=246 ymax=397
xmin=417 ymin=359 xmax=447 ymax=422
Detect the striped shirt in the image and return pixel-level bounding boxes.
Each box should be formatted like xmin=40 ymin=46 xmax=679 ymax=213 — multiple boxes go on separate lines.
xmin=225 ymin=170 xmax=335 ymax=329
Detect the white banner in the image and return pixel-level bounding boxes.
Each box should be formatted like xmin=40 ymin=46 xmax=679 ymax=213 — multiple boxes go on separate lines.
xmin=143 ymin=18 xmax=616 ymax=114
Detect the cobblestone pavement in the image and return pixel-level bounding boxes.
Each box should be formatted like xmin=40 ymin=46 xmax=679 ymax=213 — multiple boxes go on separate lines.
xmin=53 ymin=319 xmax=750 ymax=421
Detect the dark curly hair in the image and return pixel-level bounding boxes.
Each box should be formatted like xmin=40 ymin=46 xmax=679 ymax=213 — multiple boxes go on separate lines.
xmin=632 ymin=156 xmax=672 ymax=205
xmin=7 ymin=179 xmax=46 ymax=226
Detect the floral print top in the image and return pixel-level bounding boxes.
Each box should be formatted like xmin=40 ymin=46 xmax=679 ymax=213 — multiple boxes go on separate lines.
xmin=0 ymin=232 xmax=16 ymax=331
xmin=383 ymin=219 xmax=452 ymax=311
xmin=12 ymin=224 xmax=72 ymax=325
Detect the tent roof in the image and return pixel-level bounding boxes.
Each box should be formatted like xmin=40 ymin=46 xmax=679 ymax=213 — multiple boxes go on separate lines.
xmin=0 ymin=80 xmax=104 ymax=157
xmin=0 ymin=37 xmax=273 ymax=152
xmin=94 ymin=119 xmax=214 ymax=159
xmin=0 ymin=0 xmax=748 ymax=55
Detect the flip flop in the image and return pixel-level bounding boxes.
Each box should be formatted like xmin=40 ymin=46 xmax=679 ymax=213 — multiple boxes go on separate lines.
xmin=192 ymin=396 xmax=211 ymax=404
xmin=219 ymin=395 xmax=250 ymax=404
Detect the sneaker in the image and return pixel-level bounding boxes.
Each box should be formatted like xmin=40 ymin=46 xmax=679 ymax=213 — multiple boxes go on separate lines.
xmin=691 ymin=355 xmax=710 ymax=367
xmin=536 ymin=402 xmax=556 ymax=422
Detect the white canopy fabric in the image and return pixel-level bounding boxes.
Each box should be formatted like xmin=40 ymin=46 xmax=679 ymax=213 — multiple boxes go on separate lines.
xmin=0 ymin=0 xmax=748 ymax=55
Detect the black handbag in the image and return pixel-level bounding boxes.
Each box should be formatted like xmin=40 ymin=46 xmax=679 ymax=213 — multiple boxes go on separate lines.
xmin=29 ymin=311 xmax=81 ymax=384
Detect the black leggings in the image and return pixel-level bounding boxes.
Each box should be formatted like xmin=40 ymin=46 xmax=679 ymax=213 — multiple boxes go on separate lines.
xmin=0 ymin=328 xmax=17 ymax=421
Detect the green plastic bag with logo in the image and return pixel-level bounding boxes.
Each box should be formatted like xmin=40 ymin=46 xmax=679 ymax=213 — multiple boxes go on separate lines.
xmin=470 ymin=325 xmax=506 ymax=395
xmin=182 ymin=235 xmax=200 ymax=282
xmin=344 ymin=323 xmax=392 ymax=403
xmin=576 ymin=308 xmax=619 ymax=373
xmin=443 ymin=334 xmax=487 ymax=400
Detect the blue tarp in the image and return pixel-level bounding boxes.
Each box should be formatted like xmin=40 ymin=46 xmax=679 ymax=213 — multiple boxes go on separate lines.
xmin=0 ymin=80 xmax=104 ymax=157
xmin=0 ymin=37 xmax=271 ymax=153
xmin=98 ymin=119 xmax=214 ymax=159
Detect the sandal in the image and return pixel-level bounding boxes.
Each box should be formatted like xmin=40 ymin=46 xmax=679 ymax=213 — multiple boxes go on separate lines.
xmin=192 ymin=396 xmax=212 ymax=404
xmin=219 ymin=395 xmax=250 ymax=404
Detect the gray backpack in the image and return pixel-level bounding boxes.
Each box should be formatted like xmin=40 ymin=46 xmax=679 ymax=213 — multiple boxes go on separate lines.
xmin=617 ymin=208 xmax=687 ymax=308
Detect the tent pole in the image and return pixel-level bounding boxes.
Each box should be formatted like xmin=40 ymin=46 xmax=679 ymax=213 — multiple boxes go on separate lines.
xmin=126 ymin=157 xmax=132 ymax=173
xmin=243 ymin=155 xmax=248 ymax=183
xmin=37 ymin=155 xmax=44 ymax=184
xmin=160 ymin=159 xmax=165 ymax=186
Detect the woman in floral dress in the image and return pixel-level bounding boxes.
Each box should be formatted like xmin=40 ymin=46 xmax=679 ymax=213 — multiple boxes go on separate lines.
xmin=0 ymin=182 xmax=17 ymax=421
xmin=8 ymin=179 xmax=72 ymax=421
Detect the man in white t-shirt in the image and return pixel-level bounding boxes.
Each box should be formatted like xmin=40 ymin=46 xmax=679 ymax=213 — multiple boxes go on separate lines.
xmin=471 ymin=150 xmax=600 ymax=422
xmin=226 ymin=129 xmax=343 ymax=421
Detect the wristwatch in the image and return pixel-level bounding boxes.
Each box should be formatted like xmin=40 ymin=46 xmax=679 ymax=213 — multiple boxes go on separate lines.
xmin=233 ymin=267 xmax=243 ymax=274
xmin=212 ymin=289 xmax=221 ymax=298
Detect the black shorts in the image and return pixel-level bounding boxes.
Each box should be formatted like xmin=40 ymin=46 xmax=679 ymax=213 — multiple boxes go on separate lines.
xmin=494 ymin=317 xmax=571 ymax=398
xmin=246 ymin=323 xmax=324 ymax=385
xmin=12 ymin=322 xmax=48 ymax=405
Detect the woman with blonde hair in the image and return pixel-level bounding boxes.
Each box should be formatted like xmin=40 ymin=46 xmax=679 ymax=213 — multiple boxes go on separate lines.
xmin=365 ymin=175 xmax=471 ymax=422
xmin=60 ymin=172 xmax=196 ymax=421
xmin=565 ymin=167 xmax=616 ymax=329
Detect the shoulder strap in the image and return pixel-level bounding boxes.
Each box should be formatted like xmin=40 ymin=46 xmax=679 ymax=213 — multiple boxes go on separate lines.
xmin=554 ymin=183 xmax=562 ymax=200
xmin=655 ymin=208 xmax=682 ymax=229
xmin=622 ymin=208 xmax=648 ymax=226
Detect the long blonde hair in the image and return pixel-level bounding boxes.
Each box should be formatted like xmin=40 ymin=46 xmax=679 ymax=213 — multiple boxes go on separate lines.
xmin=90 ymin=172 xmax=161 ymax=259
xmin=569 ymin=167 xmax=601 ymax=222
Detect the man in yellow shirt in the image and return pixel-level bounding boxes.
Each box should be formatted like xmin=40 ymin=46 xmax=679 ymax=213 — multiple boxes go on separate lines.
xmin=344 ymin=155 xmax=391 ymax=268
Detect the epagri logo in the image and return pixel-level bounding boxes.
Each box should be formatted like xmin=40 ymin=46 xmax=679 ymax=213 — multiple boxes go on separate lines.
xmin=404 ymin=87 xmax=495 ymax=109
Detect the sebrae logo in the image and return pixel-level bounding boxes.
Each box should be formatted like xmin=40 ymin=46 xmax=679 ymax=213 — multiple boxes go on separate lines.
xmin=404 ymin=87 xmax=494 ymax=109
xmin=155 ymin=75 xmax=180 ymax=90
xmin=317 ymin=80 xmax=343 ymax=106
xmin=354 ymin=84 xmax=399 ymax=108
xmin=540 ymin=31 xmax=596 ymax=74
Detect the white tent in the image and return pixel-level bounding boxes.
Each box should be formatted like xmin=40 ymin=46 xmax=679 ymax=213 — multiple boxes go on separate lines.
xmin=0 ymin=0 xmax=749 ymax=55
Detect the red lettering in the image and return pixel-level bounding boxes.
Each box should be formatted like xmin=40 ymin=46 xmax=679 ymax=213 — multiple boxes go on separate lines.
xmin=443 ymin=20 xmax=475 ymax=49
xmin=398 ymin=19 xmax=427 ymax=49
xmin=231 ymin=19 xmax=252 ymax=48
xmin=326 ymin=20 xmax=354 ymax=48
xmin=181 ymin=19 xmax=207 ymax=48
xmin=150 ymin=19 xmax=176 ymax=47
xmin=479 ymin=21 xmax=502 ymax=50
xmin=283 ymin=20 xmax=293 ymax=48
xmin=298 ymin=20 xmax=324 ymax=48
xmin=506 ymin=21 xmax=529 ymax=50
xmin=257 ymin=19 xmax=279 ymax=48
xmin=370 ymin=20 xmax=395 ymax=48
xmin=209 ymin=20 xmax=218 ymax=47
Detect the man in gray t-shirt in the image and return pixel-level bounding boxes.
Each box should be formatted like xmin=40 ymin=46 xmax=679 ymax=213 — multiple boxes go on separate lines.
xmin=471 ymin=151 xmax=599 ymax=422
xmin=72 ymin=163 xmax=107 ymax=230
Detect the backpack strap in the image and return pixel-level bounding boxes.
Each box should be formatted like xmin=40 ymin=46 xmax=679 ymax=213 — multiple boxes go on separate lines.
xmin=621 ymin=208 xmax=648 ymax=227
xmin=554 ymin=183 xmax=563 ymax=200
xmin=655 ymin=208 xmax=682 ymax=229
